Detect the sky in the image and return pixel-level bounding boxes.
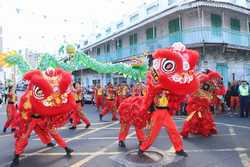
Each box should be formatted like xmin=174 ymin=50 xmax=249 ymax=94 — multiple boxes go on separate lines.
xmin=1 ymin=0 xmax=154 ymax=54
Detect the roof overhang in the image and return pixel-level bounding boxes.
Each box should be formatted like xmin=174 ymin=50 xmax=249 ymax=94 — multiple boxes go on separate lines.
xmin=83 ymin=0 xmax=250 ymax=50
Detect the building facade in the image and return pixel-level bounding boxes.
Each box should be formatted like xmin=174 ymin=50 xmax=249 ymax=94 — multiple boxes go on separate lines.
xmin=76 ymin=0 xmax=250 ymax=88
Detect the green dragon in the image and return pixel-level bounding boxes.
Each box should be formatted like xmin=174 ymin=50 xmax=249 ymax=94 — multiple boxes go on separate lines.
xmin=1 ymin=51 xmax=148 ymax=81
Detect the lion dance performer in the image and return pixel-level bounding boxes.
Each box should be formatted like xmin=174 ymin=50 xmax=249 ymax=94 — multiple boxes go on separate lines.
xmin=10 ymin=68 xmax=77 ymax=167
xmin=69 ymin=82 xmax=91 ymax=129
xmin=118 ymin=43 xmax=200 ymax=157
xmin=95 ymin=84 xmax=104 ymax=112
xmin=181 ymin=69 xmax=226 ymax=138
xmin=99 ymin=82 xmax=117 ymax=121
xmin=3 ymin=85 xmax=18 ymax=133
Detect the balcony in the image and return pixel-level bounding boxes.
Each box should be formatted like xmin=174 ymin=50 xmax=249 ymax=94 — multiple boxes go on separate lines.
xmin=94 ymin=27 xmax=250 ymax=62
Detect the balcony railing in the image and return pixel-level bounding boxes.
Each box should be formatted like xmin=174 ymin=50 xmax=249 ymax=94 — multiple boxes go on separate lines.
xmin=94 ymin=27 xmax=250 ymax=62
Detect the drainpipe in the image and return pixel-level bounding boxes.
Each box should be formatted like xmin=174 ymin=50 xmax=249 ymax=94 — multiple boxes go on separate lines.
xmin=197 ymin=3 xmax=205 ymax=69
xmin=222 ymin=10 xmax=225 ymax=42
xmin=178 ymin=13 xmax=182 ymax=42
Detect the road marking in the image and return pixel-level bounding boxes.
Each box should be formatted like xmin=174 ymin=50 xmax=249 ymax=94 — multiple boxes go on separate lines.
xmin=0 ymin=121 xmax=119 ymax=167
xmin=216 ymin=122 xmax=250 ymax=130
xmin=228 ymin=127 xmax=236 ymax=135
xmin=70 ymin=131 xmax=136 ymax=167
xmin=0 ymin=134 xmax=13 ymax=138
xmin=59 ymin=127 xmax=120 ymax=130
xmin=31 ymin=133 xmax=238 ymax=141
xmin=21 ymin=147 xmax=250 ymax=156
xmin=185 ymin=147 xmax=248 ymax=153
xmin=239 ymin=153 xmax=250 ymax=167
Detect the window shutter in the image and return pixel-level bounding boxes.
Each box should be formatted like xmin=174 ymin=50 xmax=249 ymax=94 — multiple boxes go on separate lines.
xmin=169 ymin=18 xmax=180 ymax=33
xmin=129 ymin=35 xmax=134 ymax=46
xmin=134 ymin=33 xmax=138 ymax=44
xmin=211 ymin=14 xmax=222 ymax=27
xmin=230 ymin=18 xmax=240 ymax=31
xmin=146 ymin=27 xmax=153 ymax=40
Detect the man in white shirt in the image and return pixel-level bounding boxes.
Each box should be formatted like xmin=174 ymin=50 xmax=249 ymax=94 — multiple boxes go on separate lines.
xmin=238 ymin=81 xmax=249 ymax=117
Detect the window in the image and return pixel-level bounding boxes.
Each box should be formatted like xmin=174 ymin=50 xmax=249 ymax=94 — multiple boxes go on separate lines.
xmin=168 ymin=0 xmax=175 ymax=5
xmin=146 ymin=4 xmax=159 ymax=15
xmin=168 ymin=18 xmax=181 ymax=34
xmin=211 ymin=14 xmax=222 ymax=27
xmin=230 ymin=18 xmax=240 ymax=31
xmin=96 ymin=33 xmax=101 ymax=39
xmin=115 ymin=39 xmax=122 ymax=50
xmin=97 ymin=47 xmax=101 ymax=56
xmin=106 ymin=43 xmax=110 ymax=53
xmin=106 ymin=27 xmax=111 ymax=34
xmin=146 ymin=27 xmax=157 ymax=40
xmin=129 ymin=33 xmax=138 ymax=46
xmin=130 ymin=14 xmax=139 ymax=23
xmin=84 ymin=40 xmax=88 ymax=45
xmin=117 ymin=22 xmax=124 ymax=29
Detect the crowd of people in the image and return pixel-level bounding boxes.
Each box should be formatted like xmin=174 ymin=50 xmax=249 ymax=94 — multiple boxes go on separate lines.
xmin=225 ymin=80 xmax=250 ymax=118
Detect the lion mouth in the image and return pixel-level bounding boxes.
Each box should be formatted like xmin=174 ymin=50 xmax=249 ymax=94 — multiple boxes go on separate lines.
xmin=42 ymin=93 xmax=69 ymax=107
xmin=170 ymin=73 xmax=194 ymax=84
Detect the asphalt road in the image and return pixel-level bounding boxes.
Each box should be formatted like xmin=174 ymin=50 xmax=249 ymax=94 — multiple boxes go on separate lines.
xmin=0 ymin=97 xmax=250 ymax=167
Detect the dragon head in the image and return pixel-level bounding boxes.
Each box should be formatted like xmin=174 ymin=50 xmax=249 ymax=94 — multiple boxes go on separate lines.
xmin=23 ymin=68 xmax=76 ymax=116
xmin=200 ymin=69 xmax=226 ymax=95
xmin=149 ymin=42 xmax=200 ymax=95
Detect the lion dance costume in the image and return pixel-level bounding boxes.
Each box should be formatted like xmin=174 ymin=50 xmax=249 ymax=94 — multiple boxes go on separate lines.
xmin=10 ymin=68 xmax=77 ymax=167
xmin=118 ymin=43 xmax=200 ymax=157
xmin=181 ymin=69 xmax=226 ymax=138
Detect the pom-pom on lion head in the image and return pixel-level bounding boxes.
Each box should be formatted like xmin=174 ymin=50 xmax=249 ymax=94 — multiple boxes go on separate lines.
xmin=150 ymin=42 xmax=200 ymax=95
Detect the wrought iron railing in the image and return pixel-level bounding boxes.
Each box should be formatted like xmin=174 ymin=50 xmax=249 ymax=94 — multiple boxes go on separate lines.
xmin=94 ymin=27 xmax=250 ymax=62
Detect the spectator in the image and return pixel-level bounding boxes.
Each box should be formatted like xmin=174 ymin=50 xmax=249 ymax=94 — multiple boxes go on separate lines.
xmin=238 ymin=81 xmax=249 ymax=118
xmin=229 ymin=81 xmax=239 ymax=114
xmin=224 ymin=82 xmax=231 ymax=109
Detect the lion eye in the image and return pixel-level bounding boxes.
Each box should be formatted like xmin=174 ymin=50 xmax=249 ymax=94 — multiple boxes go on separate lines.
xmin=162 ymin=59 xmax=175 ymax=73
xmin=33 ymin=86 xmax=45 ymax=100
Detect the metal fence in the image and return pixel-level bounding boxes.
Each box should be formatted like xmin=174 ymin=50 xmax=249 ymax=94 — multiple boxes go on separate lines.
xmin=95 ymin=27 xmax=250 ymax=62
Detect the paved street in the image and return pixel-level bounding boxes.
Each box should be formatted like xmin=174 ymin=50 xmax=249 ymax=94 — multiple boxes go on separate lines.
xmin=0 ymin=98 xmax=250 ymax=167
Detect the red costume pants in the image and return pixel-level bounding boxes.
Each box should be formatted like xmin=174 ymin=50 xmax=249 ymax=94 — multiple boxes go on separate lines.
xmin=72 ymin=103 xmax=90 ymax=126
xmin=101 ymin=100 xmax=117 ymax=119
xmin=140 ymin=109 xmax=183 ymax=152
xmin=15 ymin=118 xmax=67 ymax=155
xmin=118 ymin=123 xmax=145 ymax=142
xmin=34 ymin=124 xmax=67 ymax=147
xmin=4 ymin=104 xmax=17 ymax=129
xmin=230 ymin=96 xmax=239 ymax=110
xmin=95 ymin=96 xmax=103 ymax=110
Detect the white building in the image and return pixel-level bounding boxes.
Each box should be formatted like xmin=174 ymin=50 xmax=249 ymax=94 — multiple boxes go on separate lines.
xmin=75 ymin=0 xmax=250 ymax=87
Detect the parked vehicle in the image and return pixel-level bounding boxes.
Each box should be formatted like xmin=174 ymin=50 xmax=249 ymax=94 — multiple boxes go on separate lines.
xmin=84 ymin=88 xmax=94 ymax=104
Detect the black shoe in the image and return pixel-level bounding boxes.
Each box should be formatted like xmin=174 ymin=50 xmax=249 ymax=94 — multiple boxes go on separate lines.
xmin=176 ymin=150 xmax=188 ymax=157
xmin=69 ymin=118 xmax=73 ymax=124
xmin=11 ymin=128 xmax=16 ymax=132
xmin=65 ymin=147 xmax=74 ymax=157
xmin=85 ymin=124 xmax=91 ymax=129
xmin=3 ymin=127 xmax=7 ymax=133
xmin=47 ymin=143 xmax=55 ymax=147
xmin=69 ymin=126 xmax=76 ymax=130
xmin=138 ymin=149 xmax=144 ymax=157
xmin=10 ymin=154 xmax=19 ymax=167
xmin=118 ymin=141 xmax=126 ymax=148
xmin=99 ymin=114 xmax=103 ymax=121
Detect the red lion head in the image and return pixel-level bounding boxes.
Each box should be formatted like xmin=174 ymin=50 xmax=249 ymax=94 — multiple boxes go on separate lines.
xmin=200 ymin=69 xmax=226 ymax=95
xmin=23 ymin=68 xmax=76 ymax=116
xmin=149 ymin=42 xmax=200 ymax=95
